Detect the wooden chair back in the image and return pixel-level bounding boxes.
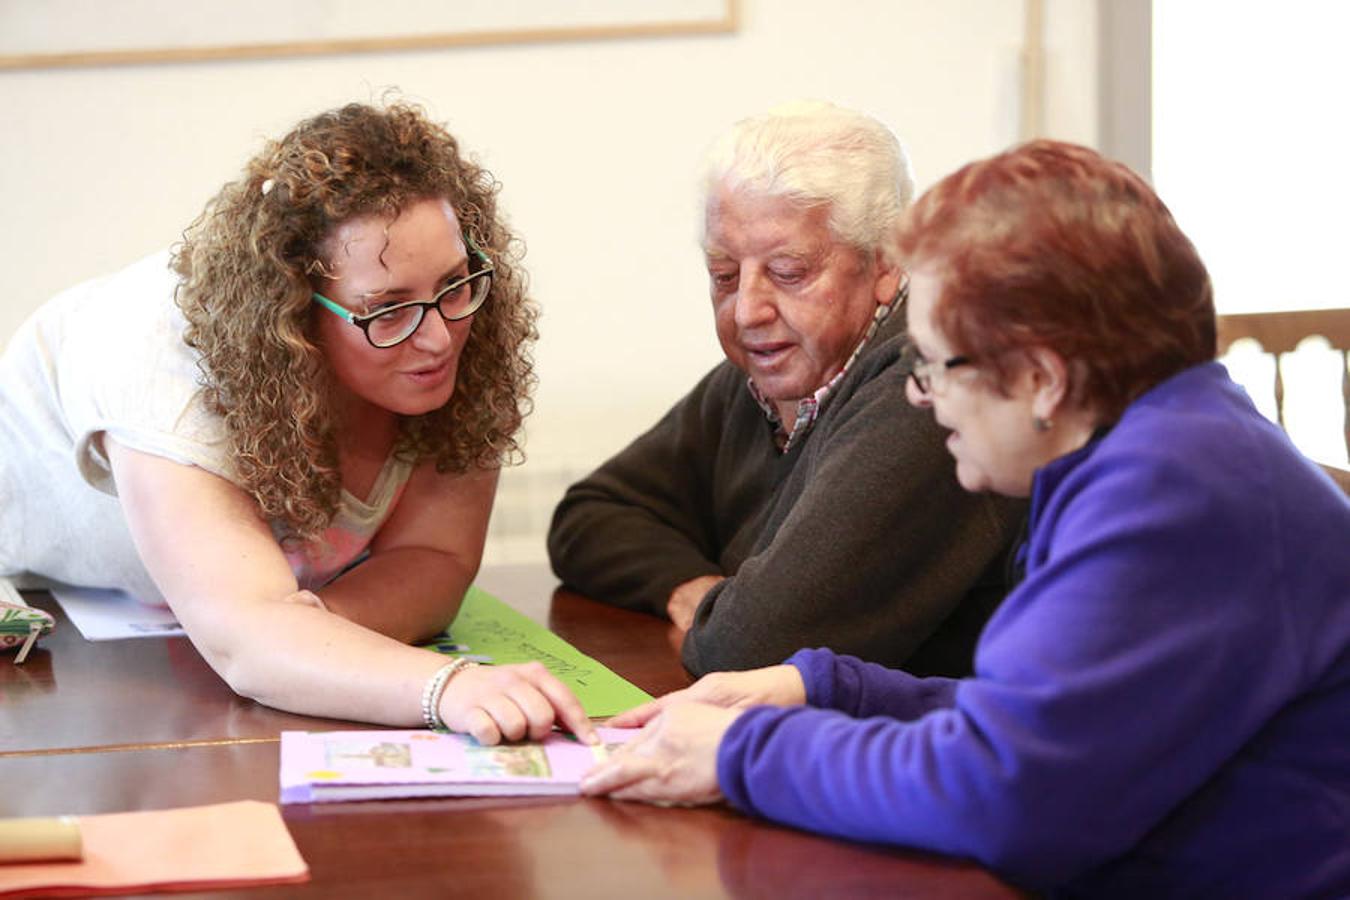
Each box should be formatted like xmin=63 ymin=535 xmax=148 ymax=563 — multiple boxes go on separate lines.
xmin=1216 ymin=308 xmax=1350 ymax=461
xmin=1319 ymin=462 xmax=1350 ymax=498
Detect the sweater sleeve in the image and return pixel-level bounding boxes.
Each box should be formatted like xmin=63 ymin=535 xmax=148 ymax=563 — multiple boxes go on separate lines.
xmin=546 ymin=369 xmax=729 ymax=617
xmin=717 ymin=448 xmax=1315 ymax=889
xmin=787 ymin=647 xmax=960 ymax=720
xmin=681 ymin=363 xmax=1021 ymax=676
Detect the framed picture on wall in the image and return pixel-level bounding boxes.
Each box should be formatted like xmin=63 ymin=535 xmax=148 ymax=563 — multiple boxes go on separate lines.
xmin=0 ymin=0 xmax=739 ymax=70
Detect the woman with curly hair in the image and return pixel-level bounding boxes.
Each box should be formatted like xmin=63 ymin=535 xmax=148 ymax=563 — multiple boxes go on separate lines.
xmin=0 ymin=101 xmax=595 ymax=744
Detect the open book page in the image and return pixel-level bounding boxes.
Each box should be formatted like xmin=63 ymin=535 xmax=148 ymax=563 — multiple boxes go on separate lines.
xmin=49 ymin=585 xmax=184 ymax=641
xmin=280 ymin=727 xmax=638 ymax=804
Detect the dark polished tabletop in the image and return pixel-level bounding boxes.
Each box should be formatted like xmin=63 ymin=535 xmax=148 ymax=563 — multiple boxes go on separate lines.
xmin=1 ymin=564 xmax=1024 ymax=898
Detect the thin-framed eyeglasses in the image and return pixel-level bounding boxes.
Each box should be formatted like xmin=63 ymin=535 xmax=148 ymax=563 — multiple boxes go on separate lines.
xmin=311 ymin=240 xmax=494 ymax=349
xmin=905 ymin=352 xmax=973 ymax=394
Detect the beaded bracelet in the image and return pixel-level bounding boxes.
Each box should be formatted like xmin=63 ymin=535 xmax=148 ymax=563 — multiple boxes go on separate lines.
xmin=420 ymin=657 xmax=478 ymax=732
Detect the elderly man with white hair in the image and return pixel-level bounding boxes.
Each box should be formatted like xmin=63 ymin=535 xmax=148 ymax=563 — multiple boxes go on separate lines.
xmin=548 ymin=101 xmax=1023 ymax=677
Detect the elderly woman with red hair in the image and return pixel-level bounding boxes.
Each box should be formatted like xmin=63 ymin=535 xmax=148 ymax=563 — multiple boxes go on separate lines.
xmin=582 ymin=140 xmax=1350 ymax=898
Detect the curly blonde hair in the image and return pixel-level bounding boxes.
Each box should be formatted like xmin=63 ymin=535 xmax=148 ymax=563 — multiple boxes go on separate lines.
xmin=172 ymin=101 xmax=537 ymax=540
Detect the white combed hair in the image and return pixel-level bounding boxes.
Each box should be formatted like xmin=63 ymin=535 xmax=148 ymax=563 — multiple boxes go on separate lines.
xmin=702 ymin=99 xmax=916 ymax=265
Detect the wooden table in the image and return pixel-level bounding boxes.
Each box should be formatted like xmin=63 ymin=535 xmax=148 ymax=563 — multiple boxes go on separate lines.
xmin=2 ymin=565 xmax=1023 ymax=898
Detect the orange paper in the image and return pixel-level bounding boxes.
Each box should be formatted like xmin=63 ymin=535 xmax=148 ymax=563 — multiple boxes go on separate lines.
xmin=0 ymin=801 xmax=308 ymax=897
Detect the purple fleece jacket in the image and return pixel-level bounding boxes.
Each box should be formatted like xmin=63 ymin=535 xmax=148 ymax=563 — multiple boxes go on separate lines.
xmin=717 ymin=362 xmax=1350 ymax=897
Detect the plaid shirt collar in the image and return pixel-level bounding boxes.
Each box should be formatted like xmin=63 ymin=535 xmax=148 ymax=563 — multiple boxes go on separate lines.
xmin=748 ymin=279 xmax=907 ymax=453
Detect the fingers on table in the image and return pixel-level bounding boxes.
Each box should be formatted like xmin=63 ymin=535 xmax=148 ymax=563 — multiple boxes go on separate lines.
xmin=581 ymin=752 xmax=662 ymax=797
xmin=608 ymin=696 xmax=669 ymax=728
xmin=453 ymin=663 xmax=597 ymax=744
xmin=521 ymin=664 xmax=597 ymax=743
xmin=463 ymin=706 xmax=504 ymax=745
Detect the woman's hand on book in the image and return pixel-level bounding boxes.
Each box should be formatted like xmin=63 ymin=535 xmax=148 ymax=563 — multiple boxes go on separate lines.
xmin=607 ymin=665 xmax=806 ymax=728
xmin=439 ymin=661 xmax=597 ymax=746
xmin=579 ymin=701 xmax=736 ymax=806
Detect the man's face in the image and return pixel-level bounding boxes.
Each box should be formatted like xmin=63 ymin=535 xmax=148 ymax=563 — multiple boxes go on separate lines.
xmin=704 ymin=186 xmax=900 ymax=421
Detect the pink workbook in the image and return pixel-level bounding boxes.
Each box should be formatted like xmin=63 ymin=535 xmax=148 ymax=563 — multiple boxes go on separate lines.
xmin=279 ymin=727 xmax=638 ymax=803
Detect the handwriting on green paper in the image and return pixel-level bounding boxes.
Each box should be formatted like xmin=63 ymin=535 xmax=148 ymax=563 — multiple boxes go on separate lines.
xmin=422 ymin=586 xmax=652 ymax=718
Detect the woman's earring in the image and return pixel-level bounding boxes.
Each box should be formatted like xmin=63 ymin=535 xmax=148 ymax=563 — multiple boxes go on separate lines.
xmin=1033 ymin=416 xmax=1053 ymax=432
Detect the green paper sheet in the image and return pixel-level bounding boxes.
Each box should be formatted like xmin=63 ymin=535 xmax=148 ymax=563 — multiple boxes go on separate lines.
xmin=422 ymin=585 xmax=652 ymax=717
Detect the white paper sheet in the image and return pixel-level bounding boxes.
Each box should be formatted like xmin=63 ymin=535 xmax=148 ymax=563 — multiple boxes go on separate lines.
xmin=50 ymin=585 xmax=185 ymax=641
xmin=0 ymin=576 xmax=25 ymax=607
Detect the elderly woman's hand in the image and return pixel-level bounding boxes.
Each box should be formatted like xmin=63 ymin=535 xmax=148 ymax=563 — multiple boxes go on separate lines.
xmin=580 ymin=701 xmax=742 ymax=806
xmin=608 ymin=664 xmax=806 ymax=728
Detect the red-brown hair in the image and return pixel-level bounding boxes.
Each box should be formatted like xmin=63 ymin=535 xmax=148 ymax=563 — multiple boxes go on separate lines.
xmin=897 ymin=139 xmax=1215 ymax=421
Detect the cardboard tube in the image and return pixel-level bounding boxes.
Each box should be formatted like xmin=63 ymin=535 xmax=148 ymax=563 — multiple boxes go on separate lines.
xmin=0 ymin=816 xmax=83 ymax=863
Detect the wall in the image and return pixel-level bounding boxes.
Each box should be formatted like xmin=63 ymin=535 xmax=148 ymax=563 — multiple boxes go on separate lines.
xmin=1 ymin=0 xmax=1099 ymax=561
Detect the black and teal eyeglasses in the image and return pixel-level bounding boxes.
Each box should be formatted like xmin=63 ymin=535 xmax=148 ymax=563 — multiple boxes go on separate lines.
xmin=312 ymin=240 xmax=494 ymax=348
